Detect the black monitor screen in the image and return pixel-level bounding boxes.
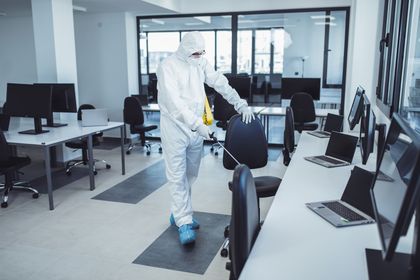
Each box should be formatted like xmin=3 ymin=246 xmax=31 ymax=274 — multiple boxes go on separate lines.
xmin=370 ymin=114 xmax=420 ymax=261
xmin=227 ymin=76 xmax=251 ymax=100
xmin=348 ymin=86 xmax=364 ymax=130
xmin=5 ymin=83 xmax=52 ymax=118
xmin=281 ymin=78 xmax=321 ymax=100
xmin=360 ymin=94 xmax=376 ymax=164
xmin=35 ymin=83 xmax=77 ymax=113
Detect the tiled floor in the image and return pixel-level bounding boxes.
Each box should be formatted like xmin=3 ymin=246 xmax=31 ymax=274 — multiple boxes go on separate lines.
xmin=0 ymin=139 xmax=287 ymax=280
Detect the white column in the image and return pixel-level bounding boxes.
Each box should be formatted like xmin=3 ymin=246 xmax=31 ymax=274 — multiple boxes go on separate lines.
xmin=31 ymin=0 xmax=80 ymax=163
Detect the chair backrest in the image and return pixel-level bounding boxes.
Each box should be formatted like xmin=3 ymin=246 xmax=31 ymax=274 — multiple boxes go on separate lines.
xmin=77 ymin=104 xmax=95 ymax=121
xmin=284 ymin=106 xmax=295 ymax=154
xmin=229 ymin=164 xmax=260 ymax=279
xmin=223 ymin=114 xmax=268 ymax=169
xmin=290 ymin=92 xmax=316 ymax=123
xmin=324 ymin=113 xmax=344 ymax=133
xmin=213 ymin=93 xmax=237 ymax=122
xmin=0 ymin=130 xmax=12 ymax=162
xmin=123 ymin=96 xmax=144 ymax=126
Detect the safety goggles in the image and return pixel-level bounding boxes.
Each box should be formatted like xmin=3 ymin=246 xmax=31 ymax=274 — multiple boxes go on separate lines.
xmin=190 ymin=50 xmax=206 ymax=58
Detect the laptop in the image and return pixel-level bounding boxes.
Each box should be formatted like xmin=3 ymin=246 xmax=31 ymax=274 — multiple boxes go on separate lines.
xmin=306 ymin=166 xmax=375 ymax=227
xmin=304 ymin=131 xmax=358 ymax=168
xmin=81 ymin=108 xmax=108 ymax=127
xmin=308 ymin=113 xmax=344 ymax=138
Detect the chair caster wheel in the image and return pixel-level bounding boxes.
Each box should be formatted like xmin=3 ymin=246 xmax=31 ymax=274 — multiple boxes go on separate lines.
xmin=32 ymin=193 xmax=39 ymax=199
xmin=210 ymin=147 xmax=214 ymax=152
xmin=94 ymin=171 xmax=98 ymax=175
xmin=66 ymin=171 xmax=71 ymax=176
xmin=221 ymin=248 xmax=228 ymax=258
xmin=224 ymin=226 xmax=230 ymax=238
xmin=106 ymin=164 xmax=111 ymax=169
xmin=1 ymin=202 xmax=8 ymax=208
xmin=126 ymin=151 xmax=131 ymax=155
xmin=214 ymin=151 xmax=218 ymax=156
xmin=159 ymin=147 xmax=162 ymax=153
xmin=146 ymin=151 xmax=151 ymax=156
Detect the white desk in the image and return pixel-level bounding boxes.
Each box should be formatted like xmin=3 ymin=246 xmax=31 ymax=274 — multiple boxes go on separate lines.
xmin=142 ymin=103 xmax=160 ymax=112
xmin=239 ymin=132 xmax=413 ymax=280
xmin=259 ymin=107 xmax=339 ymax=140
xmin=4 ymin=119 xmax=125 ymax=210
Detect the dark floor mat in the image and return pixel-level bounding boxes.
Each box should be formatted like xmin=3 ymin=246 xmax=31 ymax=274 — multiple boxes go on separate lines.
xmin=133 ymin=211 xmax=230 ymax=275
xmin=91 ymin=160 xmax=166 ymax=204
xmin=29 ymin=167 xmax=90 ymax=194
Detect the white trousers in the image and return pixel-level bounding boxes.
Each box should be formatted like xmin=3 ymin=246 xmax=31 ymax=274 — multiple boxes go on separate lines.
xmin=160 ymin=116 xmax=203 ymax=227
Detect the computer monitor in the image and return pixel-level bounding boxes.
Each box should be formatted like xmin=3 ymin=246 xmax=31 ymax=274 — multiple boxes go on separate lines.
xmin=227 ymin=75 xmax=252 ymax=100
xmin=4 ymin=83 xmax=52 ymax=134
xmin=35 ymin=83 xmax=77 ymax=127
xmin=366 ymin=114 xmax=420 ymax=280
xmin=360 ymin=93 xmax=376 ymax=165
xmin=281 ymin=78 xmax=321 ymax=100
xmin=348 ymin=86 xmax=365 ymax=130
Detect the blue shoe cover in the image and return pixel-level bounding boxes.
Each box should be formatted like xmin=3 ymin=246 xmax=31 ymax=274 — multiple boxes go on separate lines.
xmin=170 ymin=214 xmax=200 ymax=229
xmin=179 ymin=224 xmax=196 ymax=245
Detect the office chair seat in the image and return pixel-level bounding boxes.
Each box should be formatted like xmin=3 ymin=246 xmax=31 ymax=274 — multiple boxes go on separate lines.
xmin=229 ymin=176 xmax=281 ymax=198
xmin=131 ymin=124 xmax=158 ymax=133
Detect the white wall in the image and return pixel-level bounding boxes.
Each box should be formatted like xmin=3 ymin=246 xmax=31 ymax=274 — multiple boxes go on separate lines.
xmin=74 ymin=12 xmax=130 ymax=125
xmin=0 ymin=16 xmax=37 ymax=104
xmin=344 ymin=0 xmax=386 ymax=130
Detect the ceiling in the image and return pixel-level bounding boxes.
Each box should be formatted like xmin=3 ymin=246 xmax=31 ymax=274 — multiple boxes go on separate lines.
xmin=0 ymin=0 xmax=175 ymax=17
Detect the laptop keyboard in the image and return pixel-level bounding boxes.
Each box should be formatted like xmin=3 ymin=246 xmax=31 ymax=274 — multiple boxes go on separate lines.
xmin=316 ymin=155 xmax=344 ymax=165
xmin=322 ymin=201 xmax=366 ymax=221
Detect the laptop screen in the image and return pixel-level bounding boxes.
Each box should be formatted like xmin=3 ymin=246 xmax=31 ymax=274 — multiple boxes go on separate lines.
xmin=341 ymin=166 xmax=375 ymax=218
xmin=325 ymin=131 xmax=358 ymax=163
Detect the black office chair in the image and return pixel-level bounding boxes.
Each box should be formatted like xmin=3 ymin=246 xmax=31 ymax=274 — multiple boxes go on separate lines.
xmin=65 ymin=104 xmax=111 ymax=175
xmin=210 ymin=93 xmax=238 ymax=155
xmin=0 ymin=130 xmax=39 ymax=208
xmin=123 ymin=96 xmax=161 ymax=155
xmin=290 ymin=92 xmax=319 ymax=133
xmin=226 ymin=164 xmax=260 ymax=280
xmin=323 ymin=113 xmax=344 ymax=133
xmin=283 ymin=107 xmax=296 ymax=166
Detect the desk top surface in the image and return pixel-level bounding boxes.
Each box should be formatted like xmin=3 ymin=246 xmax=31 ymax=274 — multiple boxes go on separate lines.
xmin=239 ymin=132 xmax=413 ymax=280
xmin=4 ymin=118 xmax=123 ymax=147
xmin=260 ymin=107 xmax=339 ymax=116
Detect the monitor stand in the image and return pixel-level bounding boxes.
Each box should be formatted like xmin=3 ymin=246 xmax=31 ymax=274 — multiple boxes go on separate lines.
xmin=365 ymin=249 xmax=418 ymax=280
xmin=43 ymin=118 xmax=67 ymax=127
xmin=19 ymin=117 xmax=49 ymax=135
xmin=373 ymin=123 xmax=393 ymax=182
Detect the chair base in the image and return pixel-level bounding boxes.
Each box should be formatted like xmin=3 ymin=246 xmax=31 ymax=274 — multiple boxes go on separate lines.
xmin=65 ymin=159 xmax=111 ymax=176
xmin=0 ymin=181 xmax=39 ymax=208
xmin=126 ymin=140 xmax=162 ymax=156
xmin=210 ymin=143 xmax=222 ymax=156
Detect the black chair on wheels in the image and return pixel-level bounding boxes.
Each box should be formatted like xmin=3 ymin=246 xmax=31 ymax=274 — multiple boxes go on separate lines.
xmin=290 ymin=92 xmax=319 ymax=133
xmin=210 ymin=93 xmax=237 ymax=155
xmin=65 ymin=104 xmax=111 ymax=175
xmin=0 ymin=130 xmax=39 ymax=208
xmin=283 ymin=106 xmax=296 ymax=166
xmin=219 ymin=115 xmax=281 ymax=257
xmin=225 ymin=164 xmax=260 ymax=280
xmin=123 ymin=96 xmax=161 ymax=155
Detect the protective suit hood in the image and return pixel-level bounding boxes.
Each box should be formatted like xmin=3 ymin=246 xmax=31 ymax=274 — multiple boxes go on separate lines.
xmin=176 ymin=32 xmax=205 ymax=63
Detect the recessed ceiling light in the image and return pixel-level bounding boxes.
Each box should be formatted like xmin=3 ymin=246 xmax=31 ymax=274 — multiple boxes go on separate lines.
xmin=314 ymin=21 xmax=337 ymax=26
xmin=185 ymin=22 xmax=204 ymax=26
xmin=151 ymin=19 xmax=164 ymax=25
xmin=73 ymin=5 xmax=87 ymax=12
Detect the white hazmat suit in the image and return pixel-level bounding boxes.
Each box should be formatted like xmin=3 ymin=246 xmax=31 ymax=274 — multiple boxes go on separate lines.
xmin=157 ymin=31 xmax=251 ymax=229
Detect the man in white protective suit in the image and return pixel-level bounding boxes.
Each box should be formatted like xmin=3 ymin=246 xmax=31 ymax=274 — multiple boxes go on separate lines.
xmin=157 ymin=31 xmax=254 ymax=245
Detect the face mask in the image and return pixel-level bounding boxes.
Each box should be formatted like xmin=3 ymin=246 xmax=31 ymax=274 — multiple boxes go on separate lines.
xmin=187 ymin=56 xmax=203 ymax=67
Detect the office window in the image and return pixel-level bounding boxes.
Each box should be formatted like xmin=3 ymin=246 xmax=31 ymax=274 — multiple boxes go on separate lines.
xmin=147 ymin=32 xmax=179 ymax=73
xmin=255 ymin=30 xmax=271 ymax=74
xmin=216 ymin=31 xmax=232 ymax=73
xmin=237 ymin=30 xmax=252 ymax=74
xmin=272 ymin=28 xmax=285 ymax=74
xmin=139 ymin=33 xmax=148 ymax=74
xmin=399 ymin=0 xmax=420 ymax=130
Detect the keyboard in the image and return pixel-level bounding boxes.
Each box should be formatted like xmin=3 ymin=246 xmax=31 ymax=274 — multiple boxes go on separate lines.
xmin=322 ymin=201 xmax=366 ymax=221
xmin=316 ymin=155 xmax=344 ymax=165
